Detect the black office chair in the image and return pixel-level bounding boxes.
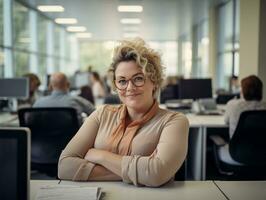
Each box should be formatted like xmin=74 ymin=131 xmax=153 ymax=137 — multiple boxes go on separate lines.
xmin=210 ymin=110 xmax=266 ymax=180
xmin=18 ymin=107 xmax=80 ymax=177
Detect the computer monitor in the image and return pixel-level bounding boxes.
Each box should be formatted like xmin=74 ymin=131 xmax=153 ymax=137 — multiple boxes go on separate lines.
xmin=0 ymin=127 xmax=30 ymax=200
xmin=74 ymin=72 xmax=90 ymax=88
xmin=0 ymin=78 xmax=29 ymax=99
xmin=179 ymin=78 xmax=212 ymax=100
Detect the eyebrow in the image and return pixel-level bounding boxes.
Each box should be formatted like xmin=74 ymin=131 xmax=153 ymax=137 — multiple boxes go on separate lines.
xmin=116 ymin=72 xmax=144 ymax=79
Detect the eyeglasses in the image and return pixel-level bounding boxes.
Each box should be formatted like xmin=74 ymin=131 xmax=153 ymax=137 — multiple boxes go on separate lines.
xmin=114 ymin=73 xmax=146 ymax=90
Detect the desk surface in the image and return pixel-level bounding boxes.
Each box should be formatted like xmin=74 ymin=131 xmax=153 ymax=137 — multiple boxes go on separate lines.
xmin=186 ymin=113 xmax=226 ymax=127
xmin=31 ymin=180 xmax=226 ymax=200
xmin=30 ymin=180 xmax=60 ymax=200
xmin=214 ymin=181 xmax=266 ymax=200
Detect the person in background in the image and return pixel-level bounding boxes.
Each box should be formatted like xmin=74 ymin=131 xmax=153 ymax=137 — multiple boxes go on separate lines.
xmin=18 ymin=73 xmax=41 ymax=108
xmin=33 ymin=72 xmax=95 ymax=122
xmin=225 ymin=75 xmax=266 ymax=138
xmin=79 ymin=85 xmax=95 ymax=105
xmin=230 ymin=75 xmax=240 ymax=94
xmin=58 ymin=38 xmax=189 ymax=187
xmin=90 ymin=71 xmax=106 ymax=100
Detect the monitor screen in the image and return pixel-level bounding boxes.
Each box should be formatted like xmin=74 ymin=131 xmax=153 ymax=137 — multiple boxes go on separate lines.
xmin=75 ymin=72 xmax=90 ymax=88
xmin=179 ymin=78 xmax=212 ymax=99
xmin=0 ymin=78 xmax=29 ymax=99
xmin=0 ymin=128 xmax=30 ymax=200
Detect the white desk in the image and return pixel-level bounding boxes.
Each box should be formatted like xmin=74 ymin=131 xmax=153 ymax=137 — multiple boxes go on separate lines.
xmin=30 ymin=181 xmax=226 ymax=200
xmin=214 ymin=181 xmax=266 ymax=200
xmin=30 ymin=180 xmax=60 ymax=200
xmin=186 ymin=114 xmax=227 ymax=180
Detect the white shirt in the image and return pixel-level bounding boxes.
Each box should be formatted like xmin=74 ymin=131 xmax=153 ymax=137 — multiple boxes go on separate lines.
xmin=92 ymin=82 xmax=105 ymax=98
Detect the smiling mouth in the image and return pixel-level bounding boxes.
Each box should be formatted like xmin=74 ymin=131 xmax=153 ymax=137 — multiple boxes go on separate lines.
xmin=126 ymin=93 xmax=141 ymax=97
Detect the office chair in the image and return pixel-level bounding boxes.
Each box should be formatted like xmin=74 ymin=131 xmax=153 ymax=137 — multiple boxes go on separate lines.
xmin=210 ymin=110 xmax=266 ymax=180
xmin=103 ymin=94 xmax=121 ymax=104
xmin=18 ymin=107 xmax=80 ymax=177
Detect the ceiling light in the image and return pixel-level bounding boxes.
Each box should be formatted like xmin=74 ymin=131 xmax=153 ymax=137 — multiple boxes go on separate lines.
xmin=120 ymin=18 xmax=142 ymax=24
xmin=67 ymin=26 xmax=87 ymax=32
xmin=118 ymin=5 xmax=143 ymax=12
xmin=55 ymin=18 xmax=77 ymax=24
xmin=37 ymin=5 xmax=64 ymax=12
xmin=76 ymin=33 xmax=92 ymax=38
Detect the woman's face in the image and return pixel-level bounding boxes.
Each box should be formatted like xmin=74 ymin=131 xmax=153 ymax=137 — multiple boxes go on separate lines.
xmin=115 ymin=61 xmax=155 ymax=111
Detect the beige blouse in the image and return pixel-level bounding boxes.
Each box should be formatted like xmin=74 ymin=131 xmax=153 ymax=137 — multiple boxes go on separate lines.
xmin=58 ymin=105 xmax=189 ymax=187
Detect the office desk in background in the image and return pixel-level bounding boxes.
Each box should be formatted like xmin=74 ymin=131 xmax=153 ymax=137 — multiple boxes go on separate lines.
xmin=214 ymin=181 xmax=266 ymax=200
xmin=186 ymin=114 xmax=227 ymax=180
xmin=31 ymin=180 xmax=226 ymax=200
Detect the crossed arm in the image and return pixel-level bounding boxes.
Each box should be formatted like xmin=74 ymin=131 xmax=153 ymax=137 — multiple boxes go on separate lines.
xmin=84 ymin=149 xmax=122 ymax=180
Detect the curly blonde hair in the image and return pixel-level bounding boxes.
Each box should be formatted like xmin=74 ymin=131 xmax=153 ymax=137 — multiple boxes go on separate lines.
xmin=108 ymin=38 xmax=164 ymax=97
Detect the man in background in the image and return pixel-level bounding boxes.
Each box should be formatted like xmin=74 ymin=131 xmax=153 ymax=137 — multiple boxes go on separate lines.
xmin=33 ymin=72 xmax=95 ymax=121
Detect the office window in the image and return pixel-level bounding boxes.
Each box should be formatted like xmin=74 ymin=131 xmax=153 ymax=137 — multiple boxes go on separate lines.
xmin=65 ymin=33 xmax=71 ymax=61
xmin=80 ymin=42 xmax=113 ymax=74
xmin=13 ymin=1 xmax=30 ymax=50
xmin=216 ymin=0 xmax=239 ymax=90
xmin=37 ymin=14 xmax=47 ymax=54
xmin=54 ymin=26 xmax=61 ymax=56
xmin=14 ymin=51 xmax=30 ymax=77
xmin=193 ymin=20 xmax=209 ymax=77
xmin=54 ymin=57 xmax=60 ymax=72
xmin=0 ymin=0 xmax=3 ymax=45
xmin=0 ymin=48 xmax=4 ymax=77
xmin=182 ymin=40 xmax=192 ymax=78
xmin=149 ymin=41 xmax=177 ymax=76
xmin=38 ymin=55 xmax=47 ymax=87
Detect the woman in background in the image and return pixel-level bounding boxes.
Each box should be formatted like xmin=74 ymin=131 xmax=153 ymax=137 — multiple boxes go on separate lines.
xmin=90 ymin=71 xmax=106 ymax=100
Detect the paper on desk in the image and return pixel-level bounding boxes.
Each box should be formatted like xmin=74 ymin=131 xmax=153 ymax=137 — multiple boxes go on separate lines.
xmin=35 ymin=185 xmax=101 ymax=200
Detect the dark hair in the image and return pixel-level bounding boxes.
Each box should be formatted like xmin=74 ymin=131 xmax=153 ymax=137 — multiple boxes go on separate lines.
xmin=91 ymin=72 xmax=100 ymax=81
xmin=23 ymin=73 xmax=41 ymax=87
xmin=241 ymin=75 xmax=263 ymax=101
xmin=79 ymin=86 xmax=94 ymax=105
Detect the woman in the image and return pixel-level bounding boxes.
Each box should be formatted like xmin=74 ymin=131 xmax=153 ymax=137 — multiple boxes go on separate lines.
xmin=18 ymin=73 xmax=41 ymax=108
xmin=58 ymin=38 xmax=189 ymax=187
xmin=90 ymin=71 xmax=106 ymax=99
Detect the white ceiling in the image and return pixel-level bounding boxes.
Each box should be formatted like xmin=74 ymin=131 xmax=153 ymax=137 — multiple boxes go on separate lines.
xmin=22 ymin=0 xmax=215 ymax=41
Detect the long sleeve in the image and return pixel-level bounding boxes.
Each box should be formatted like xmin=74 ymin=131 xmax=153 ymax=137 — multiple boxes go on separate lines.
xmin=121 ymin=114 xmax=189 ymax=187
xmin=224 ymin=101 xmax=232 ymax=125
xmin=58 ymin=108 xmax=101 ymax=181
